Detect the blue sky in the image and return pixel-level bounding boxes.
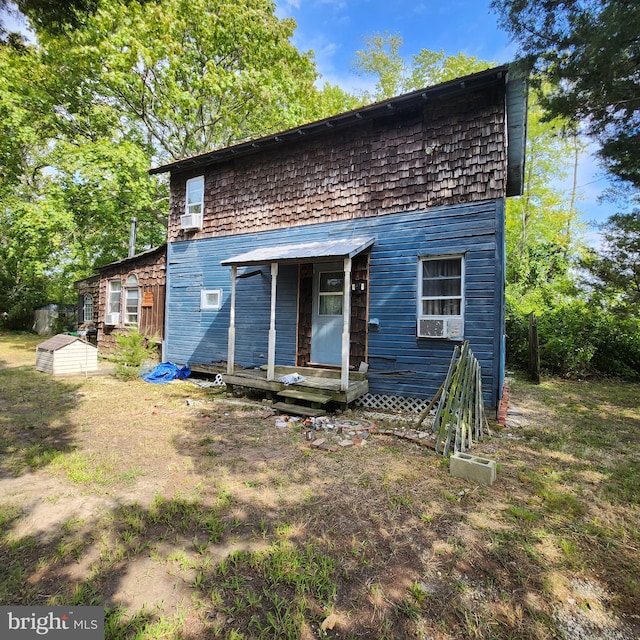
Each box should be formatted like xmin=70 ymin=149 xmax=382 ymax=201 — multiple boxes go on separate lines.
xmin=276 ymin=0 xmax=516 ymax=90
xmin=275 ymin=0 xmax=616 ymax=240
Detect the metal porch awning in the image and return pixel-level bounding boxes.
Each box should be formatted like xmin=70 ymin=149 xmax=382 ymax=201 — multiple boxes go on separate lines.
xmin=221 ymin=236 xmax=375 ymax=267
xmin=223 ymin=236 xmax=375 ymax=392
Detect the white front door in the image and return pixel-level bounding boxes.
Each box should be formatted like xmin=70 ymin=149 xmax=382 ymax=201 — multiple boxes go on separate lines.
xmin=311 ymin=263 xmax=344 ymax=365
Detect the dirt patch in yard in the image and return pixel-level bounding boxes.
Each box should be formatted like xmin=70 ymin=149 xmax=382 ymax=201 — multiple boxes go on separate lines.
xmin=1 ymin=337 xmax=639 ymax=639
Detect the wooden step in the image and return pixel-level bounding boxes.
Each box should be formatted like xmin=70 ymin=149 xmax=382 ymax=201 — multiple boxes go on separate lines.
xmin=272 ymin=402 xmax=326 ymax=417
xmin=277 ymin=389 xmax=331 ymax=405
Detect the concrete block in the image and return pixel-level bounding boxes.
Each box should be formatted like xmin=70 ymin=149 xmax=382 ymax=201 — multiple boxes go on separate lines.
xmin=450 ymin=452 xmax=497 ymax=486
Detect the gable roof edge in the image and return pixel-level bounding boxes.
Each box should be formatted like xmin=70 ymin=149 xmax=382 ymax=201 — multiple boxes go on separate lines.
xmin=149 ymin=64 xmax=517 ymax=177
xmin=505 ymin=70 xmax=528 ymax=197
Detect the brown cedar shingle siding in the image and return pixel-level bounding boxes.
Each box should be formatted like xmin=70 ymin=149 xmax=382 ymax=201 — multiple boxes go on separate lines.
xmin=97 ymin=246 xmax=167 ymax=352
xmin=76 ymin=275 xmax=100 ymax=324
xmin=167 ymin=86 xmax=507 ymax=242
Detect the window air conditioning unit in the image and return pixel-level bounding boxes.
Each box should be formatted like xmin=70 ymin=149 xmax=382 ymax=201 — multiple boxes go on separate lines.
xmin=105 ymin=313 xmax=120 ymax=326
xmin=180 ymin=213 xmax=203 ymax=230
xmin=417 ymin=317 xmax=463 ymax=339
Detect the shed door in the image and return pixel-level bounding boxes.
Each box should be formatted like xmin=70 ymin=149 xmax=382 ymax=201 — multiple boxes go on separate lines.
xmin=311 ymin=263 xmax=343 ymax=366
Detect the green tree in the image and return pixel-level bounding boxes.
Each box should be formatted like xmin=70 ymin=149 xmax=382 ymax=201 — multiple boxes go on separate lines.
xmin=352 ymin=33 xmax=493 ymax=101
xmin=44 ymin=138 xmax=167 ymax=272
xmin=581 ymin=210 xmax=640 ymax=315
xmin=505 ymin=92 xmax=585 ymax=311
xmin=407 ymin=49 xmax=494 ymax=89
xmin=38 ymin=0 xmax=324 ymax=162
xmin=492 ymin=0 xmax=640 ymax=186
xmin=352 ymin=32 xmax=409 ymax=99
xmin=0 ymin=36 xmax=163 ymax=316
xmin=0 ymin=41 xmax=65 ymax=323
xmin=0 ymin=42 xmax=45 ymax=197
xmin=1 ymin=0 xmax=356 ymax=325
xmin=1 ymin=0 xmax=155 ymax=40
xmin=14 ymin=0 xmax=98 ymax=33
xmin=314 ymin=82 xmax=364 ymax=115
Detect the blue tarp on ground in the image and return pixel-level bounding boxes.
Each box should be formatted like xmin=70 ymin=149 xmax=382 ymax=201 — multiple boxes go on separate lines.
xmin=141 ymin=362 xmax=191 ymax=384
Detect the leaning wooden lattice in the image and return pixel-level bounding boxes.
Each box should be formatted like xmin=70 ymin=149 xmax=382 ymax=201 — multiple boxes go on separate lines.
xmin=431 ymin=341 xmax=488 ymax=456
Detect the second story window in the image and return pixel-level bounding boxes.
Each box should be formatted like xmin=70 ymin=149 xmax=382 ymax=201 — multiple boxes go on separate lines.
xmin=186 ymin=176 xmax=204 ymax=216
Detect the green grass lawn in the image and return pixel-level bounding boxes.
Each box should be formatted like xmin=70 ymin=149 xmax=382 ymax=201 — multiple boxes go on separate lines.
xmin=1 ymin=330 xmax=639 ymax=639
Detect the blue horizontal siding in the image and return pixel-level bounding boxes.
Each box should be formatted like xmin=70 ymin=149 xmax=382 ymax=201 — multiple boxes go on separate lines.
xmin=165 ymin=198 xmax=505 ymax=408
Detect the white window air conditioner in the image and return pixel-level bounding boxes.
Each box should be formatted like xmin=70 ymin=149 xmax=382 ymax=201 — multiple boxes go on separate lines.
xmin=418 ymin=317 xmax=463 ymax=339
xmin=180 ymin=213 xmax=203 ymax=230
xmin=105 ymin=313 xmax=120 ymax=326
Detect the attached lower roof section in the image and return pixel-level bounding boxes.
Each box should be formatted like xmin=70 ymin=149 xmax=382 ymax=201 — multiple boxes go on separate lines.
xmin=221 ymin=236 xmax=375 ymax=267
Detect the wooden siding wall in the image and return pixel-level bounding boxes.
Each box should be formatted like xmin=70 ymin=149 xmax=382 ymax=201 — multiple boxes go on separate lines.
xmin=296 ymin=264 xmax=313 ymax=366
xmin=75 ymin=276 xmax=100 ymax=324
xmin=138 ymin=283 xmax=166 ymax=340
xmin=165 ymin=199 xmax=504 ymax=407
xmin=350 ymin=253 xmax=369 ymax=369
xmin=97 ymin=248 xmax=167 ymax=353
xmin=167 ymin=86 xmax=507 ymax=242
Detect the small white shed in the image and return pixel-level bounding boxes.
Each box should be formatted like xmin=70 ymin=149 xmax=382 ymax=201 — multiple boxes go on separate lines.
xmin=36 ymin=334 xmax=98 ymax=375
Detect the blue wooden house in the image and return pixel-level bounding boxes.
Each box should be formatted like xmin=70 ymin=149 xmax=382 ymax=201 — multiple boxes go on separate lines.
xmin=150 ymin=65 xmax=527 ymax=415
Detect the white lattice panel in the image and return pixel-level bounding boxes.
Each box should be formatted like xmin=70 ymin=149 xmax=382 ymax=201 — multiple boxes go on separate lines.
xmin=355 ymin=393 xmax=431 ymax=413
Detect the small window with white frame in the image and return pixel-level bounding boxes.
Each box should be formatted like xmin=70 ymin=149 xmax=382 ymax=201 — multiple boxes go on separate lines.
xmin=82 ymin=294 xmax=94 ymax=324
xmin=125 ymin=274 xmax=139 ymax=325
xmin=201 ymin=289 xmax=222 ymax=311
xmin=417 ymin=255 xmax=464 ymax=339
xmin=106 ymin=279 xmax=122 ymax=325
xmin=186 ymin=176 xmax=204 ymax=216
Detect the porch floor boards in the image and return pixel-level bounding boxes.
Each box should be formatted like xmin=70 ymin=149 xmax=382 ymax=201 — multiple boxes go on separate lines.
xmin=220 ymin=365 xmax=368 ymax=414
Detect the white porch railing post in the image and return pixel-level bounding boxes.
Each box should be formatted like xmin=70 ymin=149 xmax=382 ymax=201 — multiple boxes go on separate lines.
xmin=227 ymin=265 xmax=237 ymax=374
xmin=267 ymin=262 xmax=278 ymax=381
xmin=341 ymin=257 xmax=352 ymax=391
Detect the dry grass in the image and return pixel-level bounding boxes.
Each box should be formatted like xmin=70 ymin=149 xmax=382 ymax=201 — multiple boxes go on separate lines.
xmin=1 ymin=331 xmax=639 ymax=639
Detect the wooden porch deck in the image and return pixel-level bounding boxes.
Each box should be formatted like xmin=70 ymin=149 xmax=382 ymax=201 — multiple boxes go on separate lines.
xmin=218 ymin=365 xmax=368 ymax=416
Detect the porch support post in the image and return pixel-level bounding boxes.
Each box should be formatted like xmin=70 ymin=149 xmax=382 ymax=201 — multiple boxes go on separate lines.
xmin=341 ymin=256 xmax=352 ymax=391
xmin=267 ymin=262 xmax=278 ymax=381
xmin=227 ymin=265 xmax=237 ymax=374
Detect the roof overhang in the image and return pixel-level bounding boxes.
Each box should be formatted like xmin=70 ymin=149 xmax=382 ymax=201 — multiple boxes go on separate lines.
xmin=149 ymin=65 xmax=514 ymax=176
xmin=505 ymin=73 xmax=528 ymax=197
xmin=96 ymin=244 xmax=167 ymax=273
xmin=221 ymin=237 xmax=375 ymax=267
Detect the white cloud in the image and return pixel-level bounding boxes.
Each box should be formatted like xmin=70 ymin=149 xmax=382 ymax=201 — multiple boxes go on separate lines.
xmin=295 ymin=32 xmax=373 ymax=93
xmin=274 ymin=0 xmax=300 ymax=19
